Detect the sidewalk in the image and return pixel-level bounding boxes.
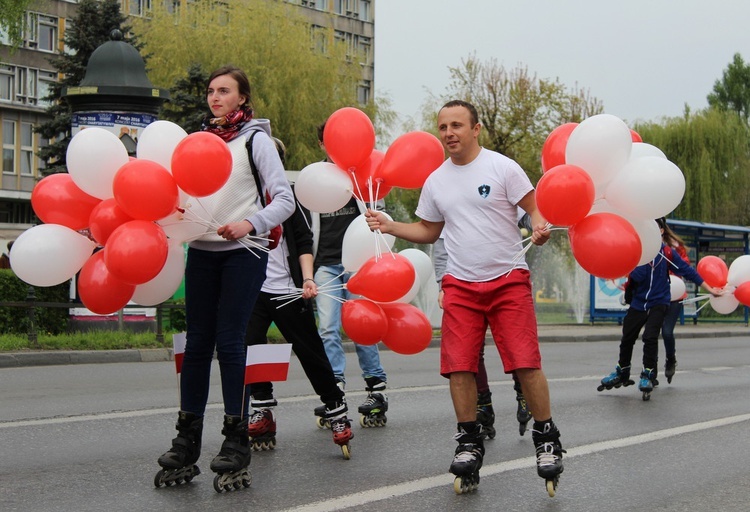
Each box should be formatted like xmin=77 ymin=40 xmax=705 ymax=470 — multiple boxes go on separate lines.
xmin=1 ymin=322 xmax=747 ymax=368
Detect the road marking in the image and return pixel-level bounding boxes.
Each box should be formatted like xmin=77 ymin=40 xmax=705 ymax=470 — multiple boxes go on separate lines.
xmin=281 ymin=413 xmax=750 ymax=512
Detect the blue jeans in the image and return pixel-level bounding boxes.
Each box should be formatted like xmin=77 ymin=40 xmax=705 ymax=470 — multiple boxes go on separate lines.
xmin=180 ymin=247 xmax=268 ymax=418
xmin=661 ymin=301 xmax=683 ymax=360
xmin=314 ymin=263 xmax=386 ymax=385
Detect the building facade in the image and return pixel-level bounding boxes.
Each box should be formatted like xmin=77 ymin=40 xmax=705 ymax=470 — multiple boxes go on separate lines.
xmin=0 ymin=0 xmax=375 ymax=245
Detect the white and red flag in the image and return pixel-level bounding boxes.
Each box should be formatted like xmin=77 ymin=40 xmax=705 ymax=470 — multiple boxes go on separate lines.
xmin=245 ymin=344 xmax=293 ymax=384
xmin=172 ymin=332 xmax=187 ymax=375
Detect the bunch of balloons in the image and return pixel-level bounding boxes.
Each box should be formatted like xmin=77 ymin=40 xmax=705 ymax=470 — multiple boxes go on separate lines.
xmin=14 ymin=121 xmax=231 ymax=314
xmin=697 ymin=254 xmax=750 ymax=314
xmin=294 ymin=107 xmax=447 ymax=355
xmin=538 ymin=114 xmax=686 ymax=279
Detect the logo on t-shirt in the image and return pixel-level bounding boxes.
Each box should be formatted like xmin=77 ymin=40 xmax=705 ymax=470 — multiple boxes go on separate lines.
xmin=478 ymin=184 xmax=490 ymax=198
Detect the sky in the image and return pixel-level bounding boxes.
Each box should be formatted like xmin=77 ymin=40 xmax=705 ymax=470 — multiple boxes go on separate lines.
xmin=373 ymin=0 xmax=750 ymax=129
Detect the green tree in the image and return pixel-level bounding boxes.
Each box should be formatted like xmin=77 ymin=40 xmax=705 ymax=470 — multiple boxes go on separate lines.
xmin=425 ymin=54 xmax=603 ymax=180
xmin=0 ymin=0 xmax=33 ymax=48
xmin=35 ymin=0 xmax=135 ymax=175
xmin=159 ymin=63 xmax=210 ymax=134
xmin=707 ymin=53 xmax=750 ymax=123
xmin=635 ymin=108 xmax=750 ymax=225
xmin=133 ymin=0 xmax=386 ymax=171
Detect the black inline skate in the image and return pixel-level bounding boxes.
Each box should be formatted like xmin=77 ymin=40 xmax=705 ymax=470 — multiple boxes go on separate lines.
xmin=358 ymin=377 xmax=388 ymax=428
xmin=665 ymin=357 xmax=677 ymax=384
xmin=513 ymin=379 xmax=532 ymax=436
xmin=532 ymin=420 xmax=565 ymax=497
xmin=639 ymin=368 xmax=657 ymax=401
xmin=210 ymin=415 xmax=252 ymax=493
xmin=155 ymin=411 xmax=203 ymax=487
xmin=325 ymin=399 xmax=353 ymax=459
xmin=450 ymin=422 xmax=484 ymax=494
xmin=597 ymin=364 xmax=635 ymax=391
xmin=475 ymin=391 xmax=496 ymax=440
xmin=314 ymin=380 xmax=345 ymax=429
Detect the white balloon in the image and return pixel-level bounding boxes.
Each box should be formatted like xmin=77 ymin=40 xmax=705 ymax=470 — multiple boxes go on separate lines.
xmin=630 ymin=142 xmax=667 ymax=160
xmin=565 ymin=114 xmax=633 ymax=198
xmin=709 ymin=293 xmax=739 ymax=315
xmin=132 ymin=243 xmax=186 ymax=305
xmin=295 ymin=162 xmax=353 ymax=213
xmin=341 ymin=213 xmax=395 ymax=271
xmin=605 ymin=156 xmax=685 ymax=220
xmin=670 ymin=276 xmax=686 ymax=301
xmin=397 ymin=248 xmax=434 ymax=288
xmin=727 ymin=254 xmax=750 ymax=287
xmin=587 ymin=200 xmax=661 ymax=265
xmin=157 ymin=197 xmax=210 ymax=244
xmin=66 ymin=128 xmax=130 ymax=199
xmin=10 ymin=224 xmax=96 ymax=286
xmin=136 ymin=120 xmax=188 ymax=171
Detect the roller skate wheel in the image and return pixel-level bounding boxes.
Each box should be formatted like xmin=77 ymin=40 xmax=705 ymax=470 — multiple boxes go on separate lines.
xmin=546 ymin=479 xmax=556 ymax=497
xmin=453 ymin=476 xmax=463 ymax=494
xmin=518 ymin=423 xmax=527 ymax=437
xmin=596 ymin=384 xmax=605 ymax=392
xmin=213 ymin=474 xmax=225 ymax=493
xmin=642 ymin=391 xmax=651 ymax=401
xmin=315 ymin=417 xmax=327 ymax=429
xmin=341 ymin=444 xmax=351 ymax=460
xmin=154 ymin=469 xmax=166 ymax=488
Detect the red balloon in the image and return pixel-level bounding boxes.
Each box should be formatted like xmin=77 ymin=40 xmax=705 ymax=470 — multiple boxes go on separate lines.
xmin=375 ymin=131 xmax=444 ymax=189
xmin=541 ymin=123 xmax=578 ymax=172
xmin=323 ymin=107 xmax=375 ymax=170
xmin=78 ymin=251 xmax=135 ymax=315
xmin=379 ymin=303 xmax=432 ymax=355
xmin=568 ymin=213 xmax=641 ymax=279
xmin=31 ymin=173 xmax=101 ymax=230
xmin=734 ymin=281 xmax=750 ymax=307
xmin=350 ymin=150 xmax=392 ymax=202
xmin=341 ymin=299 xmax=388 ymax=345
xmin=347 ymin=253 xmax=416 ymax=303
xmin=630 ymin=129 xmax=643 ymax=143
xmin=89 ymin=198 xmax=134 ymax=246
xmin=697 ymin=255 xmax=728 ymax=288
xmin=113 ymin=159 xmax=179 ymax=221
xmin=171 ymin=132 xmax=232 ymax=197
xmin=535 ymin=164 xmax=595 ymax=226
xmin=104 ymin=220 xmax=169 ymax=285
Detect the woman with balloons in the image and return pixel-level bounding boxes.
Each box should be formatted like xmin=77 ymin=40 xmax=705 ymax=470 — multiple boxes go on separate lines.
xmin=366 ymin=100 xmax=564 ymax=496
xmin=598 ymin=217 xmax=721 ymax=401
xmin=157 ymin=66 xmax=294 ymax=490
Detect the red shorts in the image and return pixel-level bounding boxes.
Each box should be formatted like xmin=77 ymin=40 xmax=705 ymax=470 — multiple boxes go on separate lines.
xmin=440 ymin=269 xmax=541 ymax=377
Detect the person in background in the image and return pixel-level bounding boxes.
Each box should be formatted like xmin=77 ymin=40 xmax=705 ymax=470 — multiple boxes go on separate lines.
xmin=366 ymin=100 xmax=563 ymax=495
xmin=0 ymin=241 xmax=13 ymax=269
xmin=659 ymin=218 xmax=690 ymax=383
xmin=155 ymin=65 xmax=294 ymax=491
xmin=599 ymin=217 xmax=720 ymax=399
xmin=311 ymin=121 xmax=389 ymax=428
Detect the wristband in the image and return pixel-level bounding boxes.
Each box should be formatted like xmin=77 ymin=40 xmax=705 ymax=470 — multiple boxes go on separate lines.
xmin=303 ymin=278 xmax=315 ymax=284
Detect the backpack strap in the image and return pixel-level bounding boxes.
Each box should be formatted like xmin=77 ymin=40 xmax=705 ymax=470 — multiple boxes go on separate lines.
xmin=246 ymin=130 xmax=266 ymax=207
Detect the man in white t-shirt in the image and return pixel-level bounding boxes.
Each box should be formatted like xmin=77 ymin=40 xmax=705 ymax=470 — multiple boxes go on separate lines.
xmin=366 ymin=100 xmax=564 ymax=495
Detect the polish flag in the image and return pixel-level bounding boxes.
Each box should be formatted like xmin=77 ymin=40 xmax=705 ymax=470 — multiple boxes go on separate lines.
xmin=172 ymin=332 xmax=187 ymax=374
xmin=245 ymin=344 xmax=293 ymax=384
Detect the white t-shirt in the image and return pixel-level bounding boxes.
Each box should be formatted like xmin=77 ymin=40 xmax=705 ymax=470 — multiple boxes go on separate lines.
xmin=262 ymin=235 xmax=296 ymax=294
xmin=416 ymin=148 xmax=533 ymax=282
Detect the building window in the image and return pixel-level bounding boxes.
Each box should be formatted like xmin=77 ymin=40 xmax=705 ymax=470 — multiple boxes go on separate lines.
xmin=25 ymin=13 xmax=58 ymax=53
xmin=315 ymin=0 xmax=327 ymax=10
xmin=357 ymin=80 xmax=371 ymax=105
xmin=0 ymin=65 xmax=13 ymax=102
xmin=37 ymin=71 xmax=57 ymax=108
xmin=3 ymin=120 xmax=16 ymax=174
xmin=16 ymin=67 xmax=38 ymax=105
xmin=129 ymin=0 xmax=153 ymax=17
xmin=358 ymin=0 xmax=371 ymax=21
xmin=358 ymin=36 xmax=371 ymax=65
xmin=333 ymin=0 xmax=344 ymax=14
xmin=310 ymin=25 xmax=327 ymax=53
xmin=20 ymin=123 xmax=34 ymax=176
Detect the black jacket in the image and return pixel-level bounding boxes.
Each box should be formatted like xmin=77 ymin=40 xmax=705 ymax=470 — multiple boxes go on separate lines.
xmin=282 ymin=186 xmax=314 ymax=290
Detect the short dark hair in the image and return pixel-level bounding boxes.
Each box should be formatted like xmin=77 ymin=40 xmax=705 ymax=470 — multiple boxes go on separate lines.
xmin=441 ymin=100 xmax=479 ymax=126
xmin=207 ymin=65 xmax=253 ymax=112
xmin=316 ymin=121 xmax=326 ymax=144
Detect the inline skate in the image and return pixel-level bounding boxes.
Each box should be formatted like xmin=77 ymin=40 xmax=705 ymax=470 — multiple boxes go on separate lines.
xmin=450 ymin=422 xmax=484 ymax=494
xmin=154 ymin=411 xmax=202 ymax=487
xmin=513 ymin=379 xmax=532 ymax=436
xmin=248 ymin=409 xmax=276 ymax=451
xmin=358 ymin=377 xmax=388 ymax=428
xmin=325 ymin=399 xmax=353 ymax=459
xmin=639 ymin=368 xmax=657 ymax=401
xmin=532 ymin=420 xmax=565 ymax=497
xmin=210 ymin=415 xmax=252 ymax=492
xmin=665 ymin=357 xmax=677 ymax=384
xmin=314 ymin=380 xmax=344 ymax=429
xmin=475 ymin=391 xmax=496 ymax=440
xmin=597 ymin=364 xmax=635 ymax=391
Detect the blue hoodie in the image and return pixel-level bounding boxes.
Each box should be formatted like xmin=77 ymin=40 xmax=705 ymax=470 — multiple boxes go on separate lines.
xmin=628 ymin=243 xmax=704 ymax=311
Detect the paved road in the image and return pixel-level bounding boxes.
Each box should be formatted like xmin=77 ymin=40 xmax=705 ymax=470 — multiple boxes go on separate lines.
xmin=2 ymin=335 xmax=750 ymax=511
